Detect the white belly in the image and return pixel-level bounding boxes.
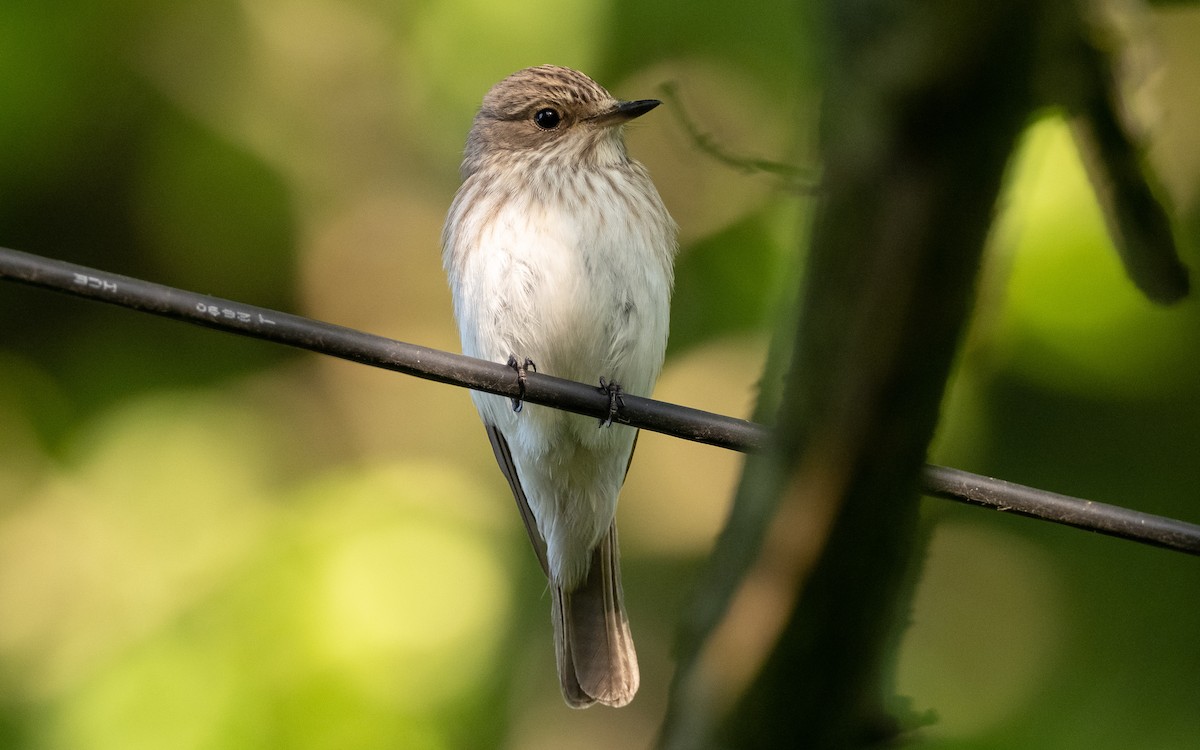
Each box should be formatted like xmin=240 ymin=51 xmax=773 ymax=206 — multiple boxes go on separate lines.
xmin=445 ymin=177 xmax=674 ymax=585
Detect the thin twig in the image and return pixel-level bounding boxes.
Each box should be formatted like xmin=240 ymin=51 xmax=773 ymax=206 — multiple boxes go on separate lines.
xmin=658 ymin=81 xmax=822 ymax=194
xmin=2 ymin=245 xmax=1198 ymax=556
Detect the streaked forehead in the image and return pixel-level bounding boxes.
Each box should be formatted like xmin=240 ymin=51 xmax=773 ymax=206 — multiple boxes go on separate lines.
xmin=480 ymin=65 xmax=613 ymax=117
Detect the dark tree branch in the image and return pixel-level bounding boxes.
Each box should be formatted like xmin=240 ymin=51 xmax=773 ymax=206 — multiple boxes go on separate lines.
xmin=659 ymin=2 xmax=1191 ymax=749
xmin=2 ymin=244 xmax=1198 ymax=559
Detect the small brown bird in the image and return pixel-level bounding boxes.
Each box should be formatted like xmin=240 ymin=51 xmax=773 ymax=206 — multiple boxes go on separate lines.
xmin=442 ymin=65 xmax=677 ymax=707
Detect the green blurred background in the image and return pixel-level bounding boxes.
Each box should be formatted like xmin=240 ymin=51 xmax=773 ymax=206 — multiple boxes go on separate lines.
xmin=1 ymin=2 xmax=1198 ymax=748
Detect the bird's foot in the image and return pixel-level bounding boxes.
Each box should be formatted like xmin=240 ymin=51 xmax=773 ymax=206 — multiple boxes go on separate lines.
xmin=597 ymin=377 xmax=624 ymax=427
xmin=507 ymin=355 xmax=536 ymax=412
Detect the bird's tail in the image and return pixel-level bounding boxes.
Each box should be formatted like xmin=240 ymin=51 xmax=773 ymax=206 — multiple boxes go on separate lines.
xmin=552 ymin=522 xmax=639 ymax=708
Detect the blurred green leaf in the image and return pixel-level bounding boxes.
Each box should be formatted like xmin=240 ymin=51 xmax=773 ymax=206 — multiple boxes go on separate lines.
xmin=132 ymin=105 xmax=297 ymax=307
xmin=603 ymin=0 xmax=814 ymax=88
xmin=668 ymin=210 xmax=787 ymax=356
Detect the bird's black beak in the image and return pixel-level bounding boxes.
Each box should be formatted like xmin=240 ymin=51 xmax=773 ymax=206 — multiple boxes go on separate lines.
xmin=591 ymin=99 xmax=661 ymax=126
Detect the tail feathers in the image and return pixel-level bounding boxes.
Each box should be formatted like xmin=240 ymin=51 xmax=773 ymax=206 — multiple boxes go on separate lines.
xmin=552 ymin=523 xmax=639 ymax=708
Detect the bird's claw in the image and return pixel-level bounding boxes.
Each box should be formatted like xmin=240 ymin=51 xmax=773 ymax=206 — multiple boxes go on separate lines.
xmin=507 ymin=355 xmax=536 ymax=412
xmin=597 ymin=377 xmax=624 ymax=427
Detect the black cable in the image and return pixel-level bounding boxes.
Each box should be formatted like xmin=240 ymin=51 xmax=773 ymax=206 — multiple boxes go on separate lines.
xmin=920 ymin=465 xmax=1200 ymax=555
xmin=3 ymin=245 xmax=1198 ymax=556
xmin=0 ymin=246 xmax=762 ymax=452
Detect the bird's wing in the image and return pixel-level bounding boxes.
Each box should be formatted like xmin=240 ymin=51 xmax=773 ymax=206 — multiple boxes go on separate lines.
xmin=624 ymin=431 xmax=638 ymax=482
xmin=485 ymin=423 xmax=549 ymax=575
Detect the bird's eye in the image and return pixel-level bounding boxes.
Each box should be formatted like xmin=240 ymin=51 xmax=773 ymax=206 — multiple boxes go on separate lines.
xmin=533 ymin=108 xmax=562 ymax=130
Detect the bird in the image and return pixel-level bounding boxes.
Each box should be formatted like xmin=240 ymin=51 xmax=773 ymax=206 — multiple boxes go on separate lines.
xmin=442 ymin=65 xmax=677 ymax=707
